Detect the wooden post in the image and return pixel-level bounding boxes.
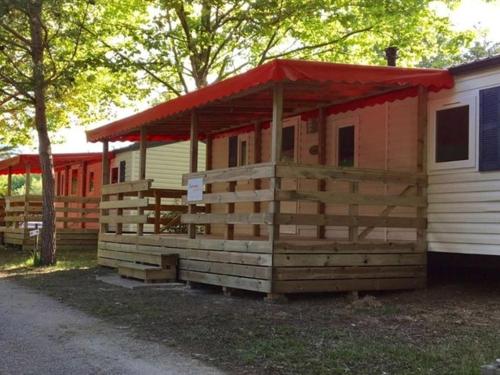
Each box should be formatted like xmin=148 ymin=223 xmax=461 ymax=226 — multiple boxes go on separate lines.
xmin=137 ymin=127 xmax=147 ymax=236
xmin=267 ymin=84 xmax=283 ymax=301
xmin=63 ymin=165 xmax=70 ymax=229
xmin=416 ymin=86 xmax=428 ymax=255
xmin=317 ymin=108 xmax=326 ymax=239
xmin=23 ymin=164 xmax=31 ymax=238
xmin=225 ymin=180 xmax=235 ymax=240
xmin=348 ymin=182 xmax=359 ymax=242
xmin=7 ymin=166 xmax=12 ymax=196
xmin=205 ymin=133 xmax=213 ymax=235
xmin=81 ymin=161 xmax=88 ymax=229
xmin=253 ymin=121 xmax=262 ymax=238
xmin=188 ymin=111 xmax=199 ymax=239
xmin=101 ymin=140 xmax=110 ymax=234
xmin=154 ymin=190 xmax=161 ymax=234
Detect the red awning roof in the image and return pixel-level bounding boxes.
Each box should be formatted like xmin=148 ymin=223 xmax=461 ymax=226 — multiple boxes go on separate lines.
xmin=0 ymin=153 xmax=105 ymax=175
xmin=86 ymin=59 xmax=454 ymax=143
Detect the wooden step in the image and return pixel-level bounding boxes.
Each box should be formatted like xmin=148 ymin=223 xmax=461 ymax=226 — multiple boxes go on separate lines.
xmin=118 ymin=263 xmax=176 ymax=283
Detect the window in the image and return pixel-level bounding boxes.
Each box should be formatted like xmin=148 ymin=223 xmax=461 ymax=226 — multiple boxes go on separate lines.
xmin=338 ymin=125 xmax=355 ymax=167
xmin=70 ymin=169 xmax=78 ymax=195
xmin=228 ymin=136 xmax=238 ymax=167
xmin=119 ymin=160 xmax=126 ymax=182
xmin=429 ymin=96 xmax=475 ymax=170
xmin=479 ymin=86 xmax=500 ymax=171
xmin=435 ymin=106 xmax=469 ymax=163
xmin=240 ymin=141 xmax=248 ymax=166
xmin=88 ymin=171 xmax=95 ymax=192
xmin=282 ymin=126 xmax=295 ymax=161
xmin=111 ymin=167 xmax=119 ymax=184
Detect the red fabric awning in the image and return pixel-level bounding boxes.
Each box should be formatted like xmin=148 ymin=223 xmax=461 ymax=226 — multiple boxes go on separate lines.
xmin=0 ymin=153 xmax=105 ymax=175
xmin=87 ymin=59 xmax=454 ymax=143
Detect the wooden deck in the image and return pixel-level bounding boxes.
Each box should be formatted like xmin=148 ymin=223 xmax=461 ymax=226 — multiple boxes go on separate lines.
xmin=2 ymin=195 xmax=100 ymax=251
xmin=97 ymin=162 xmax=427 ymax=295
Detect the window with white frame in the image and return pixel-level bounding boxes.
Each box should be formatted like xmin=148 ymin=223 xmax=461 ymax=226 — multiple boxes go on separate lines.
xmin=429 ymin=96 xmax=476 ymax=170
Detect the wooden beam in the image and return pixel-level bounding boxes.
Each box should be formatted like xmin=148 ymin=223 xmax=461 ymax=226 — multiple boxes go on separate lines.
xmin=188 ymin=110 xmax=199 ymax=239
xmin=81 ymin=161 xmax=88 ymax=229
xmin=139 ymin=127 xmax=147 ymax=180
xmin=317 ymin=108 xmax=326 ymax=239
xmin=416 ymin=86 xmax=428 ymax=254
xmin=205 ymin=133 xmax=213 ymax=235
xmin=102 ymin=141 xmax=110 ymax=185
xmin=101 ymin=140 xmax=110 ymax=233
xmin=269 ymin=84 xmax=283 ymax=246
xmin=137 ymin=127 xmax=147 ymax=236
xmin=253 ymin=121 xmax=262 ymax=237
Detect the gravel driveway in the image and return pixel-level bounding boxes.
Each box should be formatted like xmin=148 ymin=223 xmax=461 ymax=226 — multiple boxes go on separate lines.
xmin=0 ymin=279 xmax=224 ymax=375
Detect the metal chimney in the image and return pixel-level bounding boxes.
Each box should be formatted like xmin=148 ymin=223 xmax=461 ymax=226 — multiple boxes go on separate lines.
xmin=385 ymin=47 xmax=398 ymax=67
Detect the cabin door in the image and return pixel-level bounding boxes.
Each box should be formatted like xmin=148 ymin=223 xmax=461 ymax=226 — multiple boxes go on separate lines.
xmin=280 ymin=118 xmax=299 ymax=235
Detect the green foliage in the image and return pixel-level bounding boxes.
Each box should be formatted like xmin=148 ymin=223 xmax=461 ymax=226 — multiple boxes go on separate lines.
xmin=0 ymin=175 xmax=42 ymax=196
xmin=0 ymin=0 xmax=151 ymax=146
xmin=103 ymin=0 xmax=474 ymax=97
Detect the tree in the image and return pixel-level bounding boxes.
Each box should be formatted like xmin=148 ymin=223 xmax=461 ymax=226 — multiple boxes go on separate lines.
xmin=0 ymin=0 xmax=147 ymax=264
xmin=98 ymin=0 xmax=473 ymax=96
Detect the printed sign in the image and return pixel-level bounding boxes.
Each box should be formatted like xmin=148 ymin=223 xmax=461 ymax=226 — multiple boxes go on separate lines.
xmin=187 ymin=177 xmax=204 ymax=202
xmin=29 ymin=229 xmax=40 ymax=237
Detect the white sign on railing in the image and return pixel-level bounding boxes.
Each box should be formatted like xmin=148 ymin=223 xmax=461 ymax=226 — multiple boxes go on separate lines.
xmin=187 ymin=177 xmax=204 ymax=202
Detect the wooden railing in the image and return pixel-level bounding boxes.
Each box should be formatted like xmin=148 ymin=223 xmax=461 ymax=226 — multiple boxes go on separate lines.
xmin=4 ymin=194 xmax=100 ymax=230
xmin=181 ymin=162 xmax=426 ymax=244
xmin=100 ymin=180 xmax=188 ymax=235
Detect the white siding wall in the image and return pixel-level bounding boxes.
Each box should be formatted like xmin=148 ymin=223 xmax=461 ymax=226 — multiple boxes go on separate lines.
xmin=118 ymin=141 xmax=205 ymax=188
xmin=427 ymin=67 xmax=500 ymax=256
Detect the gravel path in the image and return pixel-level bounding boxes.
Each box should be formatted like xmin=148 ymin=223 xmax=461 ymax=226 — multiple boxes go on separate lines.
xmin=0 ymin=279 xmax=224 ymax=375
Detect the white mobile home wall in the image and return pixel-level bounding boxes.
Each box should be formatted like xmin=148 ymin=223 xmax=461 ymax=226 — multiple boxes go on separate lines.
xmin=427 ymin=66 xmax=500 ymax=256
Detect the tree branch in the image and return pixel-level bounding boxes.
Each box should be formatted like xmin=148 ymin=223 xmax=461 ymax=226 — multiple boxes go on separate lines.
xmin=262 ymin=26 xmax=374 ymax=61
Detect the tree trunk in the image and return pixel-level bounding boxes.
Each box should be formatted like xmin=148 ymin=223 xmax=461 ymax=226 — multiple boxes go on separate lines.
xmin=29 ymin=0 xmax=56 ymax=265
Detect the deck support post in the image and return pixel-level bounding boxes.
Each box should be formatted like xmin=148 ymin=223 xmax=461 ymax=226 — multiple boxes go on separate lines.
xmin=269 ymin=83 xmax=284 ymax=298
xmin=205 ymin=133 xmax=213 ymax=235
xmin=101 ymin=140 xmax=110 ymax=233
xmin=137 ymin=127 xmax=147 ymax=236
xmin=188 ymin=111 xmax=199 ymax=239
xmin=63 ymin=165 xmax=70 ymax=228
xmin=317 ymin=108 xmax=326 ymax=239
xmin=253 ymin=121 xmax=262 ymax=238
xmin=81 ymin=161 xmax=88 ymax=229
xmin=416 ymin=86 xmax=428 ymax=257
xmin=23 ymin=164 xmax=31 ymax=237
xmin=269 ymin=84 xmax=283 ymax=241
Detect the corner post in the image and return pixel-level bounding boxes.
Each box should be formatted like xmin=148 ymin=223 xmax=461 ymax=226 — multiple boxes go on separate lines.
xmin=137 ymin=127 xmax=147 ymax=236
xmin=188 ymin=111 xmax=199 ymax=239
xmin=81 ymin=161 xmax=88 ymax=229
xmin=101 ymin=140 xmax=110 ymax=234
xmin=416 ymin=86 xmax=428 ymax=260
xmin=24 ymin=164 xmax=31 ymax=238
xmin=317 ymin=108 xmax=326 ymax=239
xmin=253 ymin=121 xmax=262 ymax=237
xmin=267 ymin=84 xmax=283 ymax=300
xmin=205 ymin=133 xmax=213 ymax=235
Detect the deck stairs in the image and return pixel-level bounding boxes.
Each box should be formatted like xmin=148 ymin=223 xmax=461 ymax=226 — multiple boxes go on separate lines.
xmin=118 ymin=254 xmax=178 ymax=283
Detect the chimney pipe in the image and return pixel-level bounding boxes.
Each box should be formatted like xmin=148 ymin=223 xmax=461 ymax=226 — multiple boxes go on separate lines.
xmin=385 ymin=47 xmax=398 ymax=67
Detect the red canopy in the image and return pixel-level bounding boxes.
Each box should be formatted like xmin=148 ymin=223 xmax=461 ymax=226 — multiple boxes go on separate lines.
xmin=86 ymin=59 xmax=453 ymax=143
xmin=0 ymin=153 xmax=104 ymax=175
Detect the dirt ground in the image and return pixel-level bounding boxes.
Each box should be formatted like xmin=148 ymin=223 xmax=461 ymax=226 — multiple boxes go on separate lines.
xmin=1 ymin=248 xmax=499 ymax=375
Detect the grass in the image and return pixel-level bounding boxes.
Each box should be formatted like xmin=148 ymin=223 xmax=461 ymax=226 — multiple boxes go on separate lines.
xmin=1 ymin=247 xmax=499 ymax=374
xmin=0 ymin=246 xmax=96 ymax=274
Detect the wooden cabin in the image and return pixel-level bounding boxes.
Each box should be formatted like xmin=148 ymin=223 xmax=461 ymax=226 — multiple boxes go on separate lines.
xmin=0 ymin=153 xmax=103 ymax=251
xmin=87 ymin=59 xmax=454 ymax=298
